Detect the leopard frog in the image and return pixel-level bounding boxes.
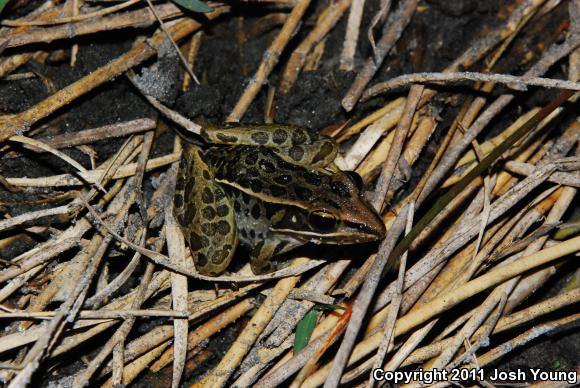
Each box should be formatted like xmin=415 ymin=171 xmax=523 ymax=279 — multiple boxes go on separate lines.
xmin=173 ymin=124 xmax=386 ymax=276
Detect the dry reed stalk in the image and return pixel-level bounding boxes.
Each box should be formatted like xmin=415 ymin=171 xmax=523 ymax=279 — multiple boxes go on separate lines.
xmin=279 ymin=0 xmax=351 ymax=93
xmin=342 ymin=0 xmax=420 ymax=111
xmin=336 ymin=97 xmax=405 ymax=143
xmin=339 ymin=0 xmax=365 ymax=71
xmin=195 ymin=257 xmax=310 ymax=388
xmin=149 ymin=298 xmax=255 ymax=372
xmin=4 ymin=0 xmax=142 ymax=26
xmin=2 ymin=3 xmax=185 ymax=48
xmin=227 ymin=0 xmax=311 ymax=122
xmin=298 ymin=235 xmax=580 ymax=387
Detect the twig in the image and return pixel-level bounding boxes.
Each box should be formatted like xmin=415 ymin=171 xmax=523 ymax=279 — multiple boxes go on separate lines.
xmin=339 ymin=0 xmax=365 ymax=71
xmin=342 ymin=0 xmax=419 ymax=111
xmin=300 ymin=235 xmax=580 ymax=386
xmin=369 ymin=84 xmax=423 ymax=212
xmin=3 ymin=3 xmax=184 ymax=48
xmin=0 ymin=309 xmax=190 ymax=320
xmin=2 ymin=0 xmax=141 ymax=26
xmin=416 ymin=35 xmax=580 ymax=206
xmin=323 ymin=204 xmax=409 ymax=388
xmin=5 ymin=152 xmax=181 ymax=187
xmin=504 ymin=160 xmax=580 ymax=188
xmin=368 ymin=201 xmax=414 ymax=388
xmin=36 ymin=118 xmax=156 ymax=149
xmin=280 ymin=0 xmax=351 ymax=93
xmin=363 ymin=71 xmax=580 ymax=99
xmin=227 ymin=0 xmax=311 ymax=122
xmin=8 ymin=135 xmax=106 ymax=192
xmin=197 ymin=258 xmax=310 ymax=387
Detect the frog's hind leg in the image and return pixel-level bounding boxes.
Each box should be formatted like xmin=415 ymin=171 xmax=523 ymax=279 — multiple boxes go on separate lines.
xmin=174 ymin=144 xmax=238 ymax=276
xmin=201 ymin=124 xmax=337 ymax=168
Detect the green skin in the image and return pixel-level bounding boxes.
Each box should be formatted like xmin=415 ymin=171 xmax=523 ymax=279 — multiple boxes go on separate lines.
xmin=173 ymin=124 xmax=386 ymax=276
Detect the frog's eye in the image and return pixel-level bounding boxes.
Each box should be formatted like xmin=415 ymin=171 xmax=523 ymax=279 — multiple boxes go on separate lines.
xmin=344 ymin=171 xmax=364 ymax=191
xmin=309 ymin=210 xmax=338 ymax=231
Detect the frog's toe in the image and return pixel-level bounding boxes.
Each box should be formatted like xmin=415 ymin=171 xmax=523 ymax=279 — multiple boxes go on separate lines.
xmin=251 ymin=260 xmax=276 ymax=275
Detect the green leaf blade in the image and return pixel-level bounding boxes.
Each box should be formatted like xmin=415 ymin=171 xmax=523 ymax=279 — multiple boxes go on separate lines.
xmin=0 ymin=0 xmax=11 ymax=14
xmin=294 ymin=309 xmax=318 ymax=354
xmin=171 ymin=0 xmax=213 ymax=13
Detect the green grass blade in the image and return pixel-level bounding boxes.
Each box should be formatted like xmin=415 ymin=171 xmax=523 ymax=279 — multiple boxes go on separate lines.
xmin=294 ymin=309 xmax=318 ymax=354
xmin=0 ymin=0 xmax=10 ymax=14
xmin=171 ymin=0 xmax=213 ymax=13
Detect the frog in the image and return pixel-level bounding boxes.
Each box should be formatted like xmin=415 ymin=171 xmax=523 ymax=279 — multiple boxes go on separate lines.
xmin=173 ymin=123 xmax=386 ymax=276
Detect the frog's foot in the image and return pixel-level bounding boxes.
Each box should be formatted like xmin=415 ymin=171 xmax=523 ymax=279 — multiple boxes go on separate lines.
xmin=249 ymin=240 xmax=282 ymax=275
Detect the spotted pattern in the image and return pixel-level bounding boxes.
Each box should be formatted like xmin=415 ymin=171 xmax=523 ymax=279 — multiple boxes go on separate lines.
xmin=174 ymin=144 xmax=237 ymax=276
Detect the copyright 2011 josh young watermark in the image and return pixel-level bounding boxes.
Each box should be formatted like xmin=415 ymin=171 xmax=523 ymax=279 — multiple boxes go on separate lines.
xmin=371 ymin=367 xmax=578 ymax=385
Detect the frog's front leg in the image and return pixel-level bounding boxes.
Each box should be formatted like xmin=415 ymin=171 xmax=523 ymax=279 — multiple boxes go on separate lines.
xmin=249 ymin=236 xmax=299 ymax=274
xmin=201 ymin=123 xmax=337 ymax=168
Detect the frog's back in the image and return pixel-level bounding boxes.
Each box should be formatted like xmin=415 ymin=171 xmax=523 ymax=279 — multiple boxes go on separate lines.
xmin=203 ymin=145 xmax=332 ymax=206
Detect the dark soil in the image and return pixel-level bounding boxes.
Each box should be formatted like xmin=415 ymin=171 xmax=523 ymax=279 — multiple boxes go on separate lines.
xmin=0 ymin=0 xmax=577 ymax=386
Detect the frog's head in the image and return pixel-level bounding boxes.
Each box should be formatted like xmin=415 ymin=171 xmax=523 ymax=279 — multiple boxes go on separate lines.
xmin=271 ymin=170 xmax=387 ymax=244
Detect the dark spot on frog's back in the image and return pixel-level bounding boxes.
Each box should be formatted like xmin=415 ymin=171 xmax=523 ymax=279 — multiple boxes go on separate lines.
xmin=292 ymin=130 xmax=307 ymax=145
xmin=250 ymin=179 xmax=263 ymax=192
xmin=289 ymin=146 xmax=304 ymax=161
xmin=185 ymin=178 xmax=195 ymax=195
xmin=202 ymin=188 xmax=214 ymax=204
xmin=247 ymin=167 xmax=260 ymax=177
xmin=303 ymin=171 xmax=321 ymax=186
xmin=214 ymin=187 xmax=226 ymax=201
xmin=216 ymin=133 xmax=238 ymax=143
xmin=202 ymin=169 xmax=211 ymax=180
xmin=238 ymin=174 xmax=251 ymax=188
xmin=274 ymin=175 xmax=292 ymax=185
xmin=185 ymin=204 xmax=197 ymax=223
xmin=174 ymin=193 xmax=184 ymax=209
xmin=216 ymin=204 xmax=229 ymax=217
xmin=245 ymin=152 xmax=258 ymax=165
xmin=273 ymin=129 xmax=288 ymax=144
xmin=202 ymin=206 xmax=216 ymax=220
xmin=176 ymin=175 xmax=185 ymax=191
xmin=271 ymin=185 xmax=286 ymax=197
xmin=295 ymin=186 xmax=313 ymax=201
xmin=251 ymin=203 xmax=261 ymax=219
xmin=188 ymin=232 xmax=204 ymax=251
xmin=196 ymin=253 xmax=208 ymax=267
xmin=251 ymin=131 xmax=269 ymax=145
xmin=201 ymin=222 xmax=216 ymax=236
xmin=259 ymin=159 xmax=276 ymax=173
xmin=216 ymin=220 xmax=231 ymax=235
